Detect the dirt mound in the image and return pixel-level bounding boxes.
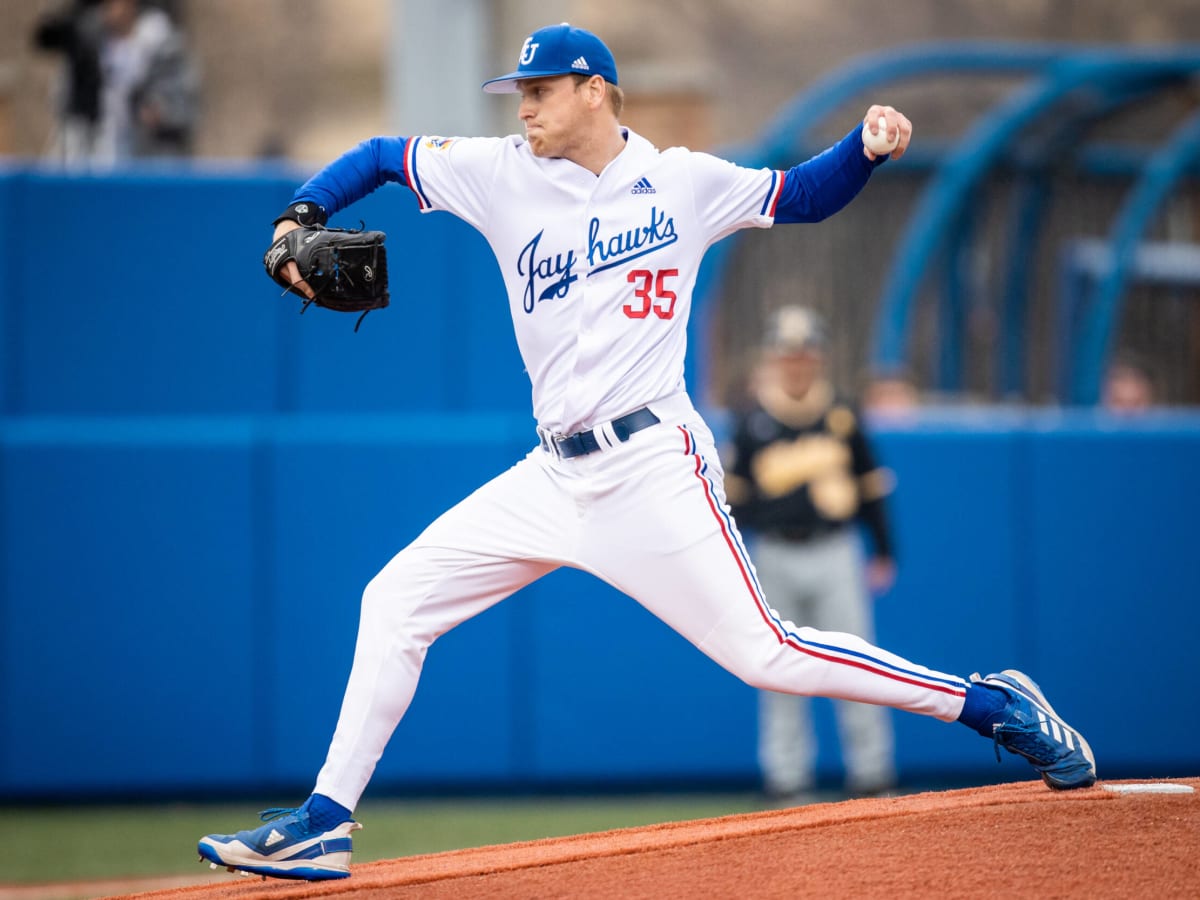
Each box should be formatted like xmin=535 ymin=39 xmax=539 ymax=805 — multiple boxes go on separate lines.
xmin=120 ymin=778 xmax=1199 ymax=900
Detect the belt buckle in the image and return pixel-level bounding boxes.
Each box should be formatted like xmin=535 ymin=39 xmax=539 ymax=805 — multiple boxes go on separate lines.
xmin=539 ymin=426 xmax=569 ymax=458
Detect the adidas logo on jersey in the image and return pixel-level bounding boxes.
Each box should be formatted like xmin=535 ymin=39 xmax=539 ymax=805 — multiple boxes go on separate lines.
xmin=571 ymin=56 xmax=590 ymax=71
xmin=631 ymin=177 xmax=656 ymax=195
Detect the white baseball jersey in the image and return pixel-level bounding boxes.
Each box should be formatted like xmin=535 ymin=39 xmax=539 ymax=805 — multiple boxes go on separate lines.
xmin=400 ymin=129 xmax=783 ymax=435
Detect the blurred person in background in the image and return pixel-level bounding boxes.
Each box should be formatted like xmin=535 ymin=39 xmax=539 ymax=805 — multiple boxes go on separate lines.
xmin=726 ymin=306 xmax=898 ymax=801
xmin=1102 ymin=354 xmax=1158 ymax=413
xmin=863 ymin=370 xmax=921 ymax=416
xmin=32 ymin=0 xmax=199 ymax=167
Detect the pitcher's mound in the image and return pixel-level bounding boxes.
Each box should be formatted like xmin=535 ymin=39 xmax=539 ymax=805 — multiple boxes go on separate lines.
xmin=130 ymin=778 xmax=1200 ymax=900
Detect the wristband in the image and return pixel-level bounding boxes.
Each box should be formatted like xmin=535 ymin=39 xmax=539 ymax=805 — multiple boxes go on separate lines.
xmin=273 ymin=201 xmax=328 ymax=227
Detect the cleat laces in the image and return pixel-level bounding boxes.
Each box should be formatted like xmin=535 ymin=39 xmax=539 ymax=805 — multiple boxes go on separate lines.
xmin=992 ymin=719 xmax=1059 ymax=765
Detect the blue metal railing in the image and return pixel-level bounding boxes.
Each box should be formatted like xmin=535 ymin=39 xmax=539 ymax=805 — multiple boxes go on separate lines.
xmin=695 ymin=42 xmax=1200 ymax=405
xmin=1070 ymin=108 xmax=1200 ymax=403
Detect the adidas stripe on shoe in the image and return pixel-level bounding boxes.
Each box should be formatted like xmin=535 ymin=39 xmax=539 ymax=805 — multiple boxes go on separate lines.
xmin=198 ymin=806 xmax=362 ymax=881
xmin=977 ymin=669 xmax=1097 ymax=790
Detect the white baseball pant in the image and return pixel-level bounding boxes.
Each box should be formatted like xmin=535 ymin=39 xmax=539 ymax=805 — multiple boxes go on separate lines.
xmin=313 ymin=392 xmax=967 ymax=809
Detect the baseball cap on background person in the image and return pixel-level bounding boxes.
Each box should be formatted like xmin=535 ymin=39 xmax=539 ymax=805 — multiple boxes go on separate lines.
xmin=482 ymin=23 xmax=618 ymax=93
xmin=764 ymin=306 xmax=828 ymax=354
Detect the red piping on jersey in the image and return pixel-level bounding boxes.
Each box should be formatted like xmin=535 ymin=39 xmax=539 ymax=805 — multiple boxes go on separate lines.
xmin=402 ymin=137 xmax=431 ymax=210
xmin=767 ymin=170 xmax=786 ymax=218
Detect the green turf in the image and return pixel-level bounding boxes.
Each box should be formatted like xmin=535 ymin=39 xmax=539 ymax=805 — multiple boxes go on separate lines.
xmin=0 ymin=794 xmax=765 ymax=885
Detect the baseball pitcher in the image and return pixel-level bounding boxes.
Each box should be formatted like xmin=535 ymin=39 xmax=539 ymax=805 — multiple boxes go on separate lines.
xmin=199 ymin=23 xmax=1096 ymax=882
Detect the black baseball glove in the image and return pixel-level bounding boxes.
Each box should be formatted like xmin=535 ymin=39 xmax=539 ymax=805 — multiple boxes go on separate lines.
xmin=264 ymin=224 xmax=389 ymax=330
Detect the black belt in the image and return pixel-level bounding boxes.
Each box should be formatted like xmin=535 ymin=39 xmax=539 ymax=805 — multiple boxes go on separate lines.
xmin=540 ymin=407 xmax=661 ymax=459
xmin=771 ymin=524 xmax=840 ymax=543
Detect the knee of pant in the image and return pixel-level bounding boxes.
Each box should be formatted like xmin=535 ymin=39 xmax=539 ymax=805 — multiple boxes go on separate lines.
xmin=735 ymin=661 xmax=786 ymax=693
xmin=359 ymin=574 xmax=413 ymax=631
xmin=734 ymin=649 xmax=816 ymax=694
xmin=361 ymin=574 xmax=389 ymax=612
xmin=360 ymin=572 xmax=439 ymax=649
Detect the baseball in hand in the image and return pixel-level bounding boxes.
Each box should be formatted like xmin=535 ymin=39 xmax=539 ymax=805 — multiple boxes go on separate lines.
xmin=862 ymin=115 xmax=899 ymax=156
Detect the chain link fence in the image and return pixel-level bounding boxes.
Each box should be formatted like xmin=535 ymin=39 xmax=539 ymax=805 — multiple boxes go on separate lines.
xmin=707 ymin=88 xmax=1200 ymax=410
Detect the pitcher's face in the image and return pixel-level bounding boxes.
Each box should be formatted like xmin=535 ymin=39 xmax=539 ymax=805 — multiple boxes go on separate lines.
xmin=517 ymin=76 xmax=592 ymax=159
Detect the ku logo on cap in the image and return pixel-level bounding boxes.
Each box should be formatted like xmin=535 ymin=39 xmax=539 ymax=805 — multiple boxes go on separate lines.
xmin=520 ymin=37 xmax=539 ymax=65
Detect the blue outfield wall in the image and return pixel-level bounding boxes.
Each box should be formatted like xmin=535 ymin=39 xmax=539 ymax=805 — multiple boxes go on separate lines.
xmin=1 ymin=169 xmax=1198 ymax=800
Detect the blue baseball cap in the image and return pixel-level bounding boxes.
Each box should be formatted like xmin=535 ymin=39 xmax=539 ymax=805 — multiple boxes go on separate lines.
xmin=482 ymin=23 xmax=618 ymax=94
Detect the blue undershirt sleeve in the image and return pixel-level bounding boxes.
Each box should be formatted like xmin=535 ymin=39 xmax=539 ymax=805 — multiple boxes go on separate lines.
xmin=290 ymin=136 xmax=411 ymax=216
xmin=773 ymin=125 xmax=885 ymax=224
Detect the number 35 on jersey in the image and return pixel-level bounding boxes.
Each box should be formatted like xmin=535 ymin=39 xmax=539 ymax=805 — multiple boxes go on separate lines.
xmin=624 ymin=268 xmax=679 ymax=319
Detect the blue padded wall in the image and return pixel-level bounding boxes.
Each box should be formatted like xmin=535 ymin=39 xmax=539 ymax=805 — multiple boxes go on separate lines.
xmin=1024 ymin=422 xmax=1200 ymax=776
xmin=11 ymin=171 xmax=291 ymax=415
xmin=1 ymin=170 xmax=1198 ymax=798
xmin=0 ymin=420 xmax=261 ymax=792
xmin=1 ymin=169 xmax=525 ymax=419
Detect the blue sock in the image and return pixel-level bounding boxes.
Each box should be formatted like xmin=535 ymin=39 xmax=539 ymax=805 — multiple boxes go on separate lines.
xmin=301 ymin=793 xmax=352 ymax=830
xmin=957 ymin=681 xmax=1010 ymax=737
